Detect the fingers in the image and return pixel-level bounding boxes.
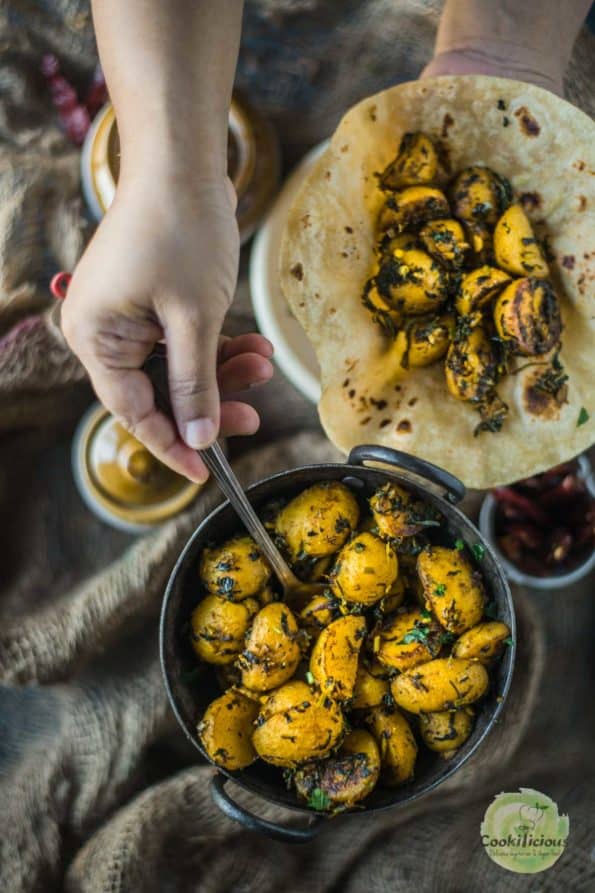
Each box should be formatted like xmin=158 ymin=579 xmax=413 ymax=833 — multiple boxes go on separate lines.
xmin=218 ymin=333 xmax=274 ymax=362
xmin=165 ymin=307 xmax=223 ymax=450
xmin=88 ymin=366 xmax=210 ymax=482
xmin=217 ymin=352 xmax=273 ymax=394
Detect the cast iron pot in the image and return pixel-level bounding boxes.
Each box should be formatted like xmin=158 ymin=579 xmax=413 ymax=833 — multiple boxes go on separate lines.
xmin=160 ymin=445 xmax=516 ymax=844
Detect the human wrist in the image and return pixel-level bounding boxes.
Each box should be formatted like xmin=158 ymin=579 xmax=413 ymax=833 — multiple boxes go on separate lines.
xmin=421 ymin=44 xmax=563 ymax=95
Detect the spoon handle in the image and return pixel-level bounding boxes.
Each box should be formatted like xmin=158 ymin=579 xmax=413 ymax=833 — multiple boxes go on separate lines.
xmin=200 ymin=442 xmax=299 ymax=591
xmin=141 ymin=346 xmax=298 ymax=591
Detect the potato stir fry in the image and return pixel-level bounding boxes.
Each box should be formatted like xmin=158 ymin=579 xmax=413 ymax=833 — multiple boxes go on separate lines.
xmin=364 ymin=132 xmax=564 ymax=434
xmin=193 ymin=480 xmax=512 ymax=812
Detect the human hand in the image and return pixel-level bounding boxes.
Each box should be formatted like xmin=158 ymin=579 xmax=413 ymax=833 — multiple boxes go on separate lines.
xmin=420 ymin=0 xmax=591 ymax=96
xmin=62 ymin=173 xmax=273 ymax=483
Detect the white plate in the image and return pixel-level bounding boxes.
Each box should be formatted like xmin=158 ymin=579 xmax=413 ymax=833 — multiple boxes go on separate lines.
xmin=249 ymin=141 xmax=329 ymax=404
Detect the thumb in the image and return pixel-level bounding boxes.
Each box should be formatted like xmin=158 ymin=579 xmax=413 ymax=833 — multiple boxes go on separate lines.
xmin=165 ymin=306 xmax=223 ymax=449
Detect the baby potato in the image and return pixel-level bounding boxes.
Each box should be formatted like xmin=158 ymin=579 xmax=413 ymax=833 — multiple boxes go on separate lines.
xmin=198 ymin=689 xmax=260 ymax=770
xmin=419 ymin=708 xmax=475 ymax=753
xmin=449 ymin=165 xmax=511 ymax=227
xmin=253 ymin=682 xmax=344 ymax=767
xmin=404 ymin=314 xmax=454 ymax=368
xmin=200 ymin=535 xmax=271 ymax=601
xmin=453 ymin=621 xmax=511 ymax=663
xmin=294 ymin=729 xmax=381 ymax=809
xmin=391 ymin=658 xmax=489 ymax=714
xmin=493 ymin=204 xmax=549 ymax=278
xmin=190 ymin=594 xmax=259 ymax=665
xmin=376 ymin=607 xmax=441 ymax=672
xmin=376 ymin=248 xmax=449 ymax=316
xmin=377 ymin=186 xmax=450 ymax=234
xmin=367 ymin=706 xmax=417 ymax=785
xmin=454 ymin=265 xmax=512 ymax=322
xmin=378 ymin=132 xmax=440 ymax=190
xmin=352 ymin=662 xmax=390 ymax=709
xmin=370 ymin=482 xmax=428 ymax=538
xmin=420 ymin=219 xmax=469 ymax=269
xmin=275 ymin=482 xmax=360 ymax=561
xmin=494 ymin=277 xmax=562 ymax=356
xmin=310 ymin=615 xmax=367 ymax=701
xmin=417 ymin=546 xmax=485 ymax=634
xmin=444 ymin=327 xmax=497 ymax=404
xmin=299 ymin=592 xmax=340 ymax=636
xmin=238 ymin=603 xmax=301 ymax=691
xmin=331 ymin=532 xmax=398 ymax=605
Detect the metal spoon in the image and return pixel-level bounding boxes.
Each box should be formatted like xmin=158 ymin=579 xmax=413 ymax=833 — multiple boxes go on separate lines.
xmin=144 ymin=347 xmax=322 ymax=603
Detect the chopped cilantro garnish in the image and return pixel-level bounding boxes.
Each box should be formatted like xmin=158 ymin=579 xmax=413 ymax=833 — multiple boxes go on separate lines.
xmin=305 ymin=671 xmax=315 ymax=685
xmin=400 ymin=627 xmax=430 ymax=645
xmin=455 ymin=539 xmax=465 ymax=551
xmin=420 ymin=608 xmax=432 ymax=620
xmin=434 ymin=583 xmax=446 ymax=596
xmin=471 ymin=543 xmax=485 ymax=561
xmin=577 ymin=407 xmax=589 ymax=427
xmin=503 ymin=636 xmax=514 ymax=646
xmin=307 ymin=787 xmax=331 ymax=811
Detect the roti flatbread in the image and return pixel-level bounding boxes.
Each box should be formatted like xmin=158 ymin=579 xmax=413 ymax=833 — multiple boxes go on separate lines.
xmin=280 ymin=76 xmax=594 ymax=489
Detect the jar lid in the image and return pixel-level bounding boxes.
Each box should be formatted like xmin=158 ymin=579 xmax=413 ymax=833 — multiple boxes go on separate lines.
xmin=73 ymin=403 xmax=201 ymax=531
xmin=81 ymin=95 xmax=280 ymax=242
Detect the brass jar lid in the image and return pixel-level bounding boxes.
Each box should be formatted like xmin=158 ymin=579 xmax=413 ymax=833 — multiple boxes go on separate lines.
xmin=73 ymin=403 xmax=201 ymax=532
xmin=82 ymin=93 xmax=279 ymax=242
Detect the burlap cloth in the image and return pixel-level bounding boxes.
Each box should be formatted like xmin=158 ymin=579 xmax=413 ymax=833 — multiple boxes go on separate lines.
xmin=0 ymin=2 xmax=594 ymax=891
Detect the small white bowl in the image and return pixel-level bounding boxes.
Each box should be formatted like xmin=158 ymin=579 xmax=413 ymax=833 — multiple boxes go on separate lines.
xmin=479 ymin=454 xmax=595 ymax=589
xmin=249 ymin=140 xmax=329 ymax=404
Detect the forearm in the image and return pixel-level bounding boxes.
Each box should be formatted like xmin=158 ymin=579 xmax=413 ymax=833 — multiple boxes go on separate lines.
xmin=429 ymin=0 xmax=591 ymax=91
xmin=91 ymin=0 xmax=244 ymax=184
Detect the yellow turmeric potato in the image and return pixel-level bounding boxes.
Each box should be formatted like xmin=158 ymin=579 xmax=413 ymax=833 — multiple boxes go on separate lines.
xmin=190 ymin=595 xmax=259 ymax=665
xmin=352 ymin=662 xmax=390 ymax=709
xmin=294 ymin=729 xmax=381 ymax=809
xmin=377 ymin=186 xmax=450 ymax=235
xmin=417 ymin=546 xmax=485 ymax=634
xmin=419 ymin=708 xmax=475 ymax=753
xmin=494 ymin=277 xmax=562 ymax=356
xmin=454 ymin=265 xmax=511 ymax=321
xmin=238 ymin=603 xmax=301 ymax=691
xmin=493 ymin=204 xmax=549 ymax=278
xmin=453 ymin=621 xmax=511 ymax=663
xmin=275 ymin=482 xmax=360 ymax=561
xmin=420 ymin=218 xmax=469 ymax=269
xmin=375 ymin=248 xmax=449 ymax=316
xmin=310 ymin=615 xmax=367 ymax=701
xmin=406 ymin=314 xmax=454 ymax=367
xmin=299 ymin=592 xmax=340 ymax=636
xmin=367 ymin=707 xmax=417 ymax=785
xmin=376 ymin=607 xmax=441 ymax=672
xmin=331 ymin=532 xmax=398 ymax=605
xmin=449 ymin=165 xmax=511 ymax=227
xmin=198 ymin=689 xmax=260 ymax=770
xmin=391 ymin=658 xmax=489 ymax=714
xmin=444 ymin=328 xmax=497 ymax=404
xmin=378 ymin=132 xmax=440 ymax=190
xmin=253 ymin=683 xmax=344 ymax=767
xmin=377 ymin=576 xmax=408 ymax=614
xmin=200 ymin=535 xmax=271 ymax=601
xmin=370 ymin=481 xmax=429 ymax=539
xmin=256 ymin=585 xmax=277 ymax=607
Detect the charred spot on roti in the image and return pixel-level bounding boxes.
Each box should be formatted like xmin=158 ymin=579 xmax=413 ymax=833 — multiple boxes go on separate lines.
xmin=368 ymin=104 xmax=377 ymax=122
xmin=290 ymin=263 xmax=304 ymax=281
xmin=325 ymin=171 xmax=332 ymax=180
xmin=379 ymin=418 xmax=391 ymax=428
xmin=408 ymin=397 xmax=418 ymax=407
xmin=348 ymin=389 xmax=356 ymax=399
xmin=514 ymin=107 xmax=540 ymax=137
xmin=578 ymin=196 xmax=587 ymax=211
xmin=345 ymin=226 xmax=354 ymax=233
xmin=343 ymin=378 xmax=350 ymax=387
xmin=497 ymin=99 xmax=506 ymax=110
xmin=574 ymin=160 xmax=585 ymax=171
xmin=441 ymin=113 xmax=454 ymax=139
xmin=340 ymin=145 xmax=349 ymax=153
xmin=360 ymin=415 xmax=371 ymax=425
xmin=519 ymin=191 xmax=541 ymax=212
xmin=396 ymin=419 xmax=412 ymax=433
xmin=561 ymin=255 xmax=575 ymax=270
xmin=370 ymin=397 xmax=388 ymax=410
